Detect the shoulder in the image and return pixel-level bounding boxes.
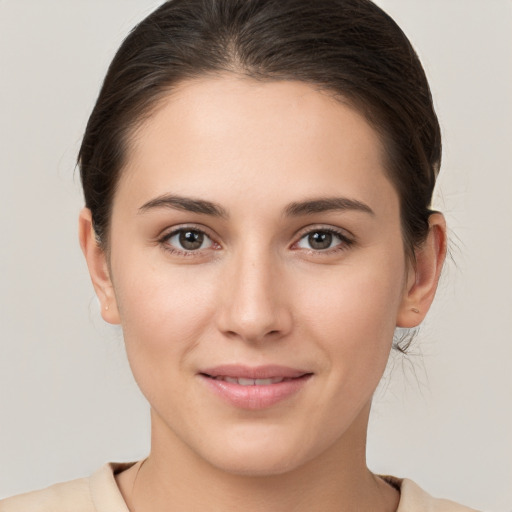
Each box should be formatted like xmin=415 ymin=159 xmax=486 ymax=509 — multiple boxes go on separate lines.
xmin=383 ymin=476 xmax=480 ymax=512
xmin=0 ymin=477 xmax=93 ymax=512
xmin=0 ymin=462 xmax=134 ymax=512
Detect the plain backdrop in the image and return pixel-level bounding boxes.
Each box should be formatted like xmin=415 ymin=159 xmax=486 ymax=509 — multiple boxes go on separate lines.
xmin=0 ymin=1 xmax=510 ymax=510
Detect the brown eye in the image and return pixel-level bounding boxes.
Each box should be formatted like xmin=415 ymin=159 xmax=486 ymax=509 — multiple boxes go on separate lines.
xmin=296 ymin=229 xmax=350 ymax=252
xmin=308 ymin=231 xmax=333 ymax=250
xmin=166 ymin=229 xmax=213 ymax=251
xmin=180 ymin=230 xmax=204 ymax=250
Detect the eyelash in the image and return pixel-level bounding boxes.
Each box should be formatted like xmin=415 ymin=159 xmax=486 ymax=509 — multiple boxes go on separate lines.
xmin=158 ymin=225 xmax=220 ymax=257
xmin=292 ymin=227 xmax=354 ymax=254
xmin=157 ymin=225 xmax=354 ymax=257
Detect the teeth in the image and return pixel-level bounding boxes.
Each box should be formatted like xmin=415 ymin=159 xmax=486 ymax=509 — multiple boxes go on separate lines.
xmin=254 ymin=378 xmax=274 ymax=385
xmin=255 ymin=378 xmax=285 ymax=385
xmin=238 ymin=378 xmax=256 ymax=386
xmin=214 ymin=376 xmax=286 ymax=385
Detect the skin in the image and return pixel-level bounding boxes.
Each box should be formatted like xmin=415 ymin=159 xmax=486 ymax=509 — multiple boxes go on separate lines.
xmin=80 ymin=75 xmax=446 ymax=512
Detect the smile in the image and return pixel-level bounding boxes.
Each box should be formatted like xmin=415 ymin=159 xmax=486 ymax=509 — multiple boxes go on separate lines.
xmin=199 ymin=365 xmax=313 ymax=409
xmin=209 ymin=376 xmax=291 ymax=385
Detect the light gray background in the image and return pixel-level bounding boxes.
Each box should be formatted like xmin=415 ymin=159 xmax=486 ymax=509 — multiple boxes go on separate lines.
xmin=0 ymin=1 xmax=510 ymax=509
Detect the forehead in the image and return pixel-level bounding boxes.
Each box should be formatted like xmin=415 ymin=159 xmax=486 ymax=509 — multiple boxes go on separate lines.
xmin=118 ymin=75 xmax=397 ymax=216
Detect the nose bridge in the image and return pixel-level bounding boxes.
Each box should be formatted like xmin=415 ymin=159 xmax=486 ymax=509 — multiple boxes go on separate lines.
xmin=217 ymin=241 xmax=291 ymax=342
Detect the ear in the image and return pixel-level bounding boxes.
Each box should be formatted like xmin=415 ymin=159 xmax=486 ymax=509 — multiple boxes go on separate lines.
xmin=78 ymin=208 xmax=121 ymax=324
xmin=396 ymin=213 xmax=447 ymax=328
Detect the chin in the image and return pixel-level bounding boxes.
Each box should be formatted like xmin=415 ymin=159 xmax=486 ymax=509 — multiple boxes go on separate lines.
xmin=206 ymin=448 xmax=306 ymax=477
xmin=193 ymin=426 xmax=323 ymax=477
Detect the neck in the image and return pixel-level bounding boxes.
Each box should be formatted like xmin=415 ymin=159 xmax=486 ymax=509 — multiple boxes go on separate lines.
xmin=117 ymin=404 xmax=399 ymax=512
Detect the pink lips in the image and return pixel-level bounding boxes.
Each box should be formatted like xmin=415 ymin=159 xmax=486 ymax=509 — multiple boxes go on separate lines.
xmin=199 ymin=365 xmax=313 ymax=410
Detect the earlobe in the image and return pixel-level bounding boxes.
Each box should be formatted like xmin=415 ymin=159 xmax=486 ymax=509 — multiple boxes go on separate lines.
xmin=78 ymin=208 xmax=121 ymax=325
xmin=396 ymin=213 xmax=447 ymax=328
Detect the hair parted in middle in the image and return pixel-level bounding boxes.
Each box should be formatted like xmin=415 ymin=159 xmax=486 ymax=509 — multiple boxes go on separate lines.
xmin=79 ymin=0 xmax=441 ymax=259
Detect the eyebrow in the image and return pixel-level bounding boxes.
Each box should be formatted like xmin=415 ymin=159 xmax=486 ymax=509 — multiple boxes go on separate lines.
xmin=138 ymin=194 xmax=228 ymax=218
xmin=284 ymin=197 xmax=375 ymax=217
xmin=138 ymin=194 xmax=374 ymax=218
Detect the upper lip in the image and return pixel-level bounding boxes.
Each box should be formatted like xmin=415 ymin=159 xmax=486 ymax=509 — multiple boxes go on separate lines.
xmin=199 ymin=365 xmax=311 ymax=379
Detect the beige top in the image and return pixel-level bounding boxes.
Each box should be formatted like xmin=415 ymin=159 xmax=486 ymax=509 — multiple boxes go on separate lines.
xmin=0 ymin=462 xmax=479 ymax=512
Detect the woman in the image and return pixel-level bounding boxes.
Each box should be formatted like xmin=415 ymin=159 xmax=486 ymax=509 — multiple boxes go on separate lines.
xmin=0 ymin=0 xmax=479 ymax=510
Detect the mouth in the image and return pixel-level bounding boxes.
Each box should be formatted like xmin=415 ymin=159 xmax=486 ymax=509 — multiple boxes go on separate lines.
xmin=198 ymin=365 xmax=313 ymax=409
xmin=200 ymin=364 xmax=311 ymax=380
xmin=204 ymin=376 xmax=296 ymax=386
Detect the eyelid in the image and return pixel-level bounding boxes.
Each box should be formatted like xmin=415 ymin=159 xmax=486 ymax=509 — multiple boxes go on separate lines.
xmin=293 ymin=224 xmax=354 ymax=242
xmin=291 ymin=224 xmax=355 ymax=252
xmin=157 ymin=223 xmax=221 ymax=256
xmin=157 ymin=222 xmax=217 ymax=240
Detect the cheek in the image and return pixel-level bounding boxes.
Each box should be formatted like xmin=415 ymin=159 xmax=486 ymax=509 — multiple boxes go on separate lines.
xmin=112 ymin=258 xmax=218 ymax=384
xmin=296 ymin=252 xmax=406 ymax=379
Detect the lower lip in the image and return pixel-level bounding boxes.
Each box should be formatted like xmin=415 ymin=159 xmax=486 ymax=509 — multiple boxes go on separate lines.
xmin=199 ymin=374 xmax=312 ymax=410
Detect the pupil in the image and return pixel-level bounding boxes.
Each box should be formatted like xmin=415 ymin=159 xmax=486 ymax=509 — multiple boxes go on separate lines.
xmin=179 ymin=230 xmax=203 ymax=250
xmin=309 ymin=231 xmax=332 ymax=250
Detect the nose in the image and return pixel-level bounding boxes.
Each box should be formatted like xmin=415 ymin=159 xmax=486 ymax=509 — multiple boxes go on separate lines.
xmin=216 ymin=248 xmax=293 ymax=343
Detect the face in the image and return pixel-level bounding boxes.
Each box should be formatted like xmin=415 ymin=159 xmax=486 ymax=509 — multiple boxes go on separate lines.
xmin=95 ymin=76 xmax=416 ymax=475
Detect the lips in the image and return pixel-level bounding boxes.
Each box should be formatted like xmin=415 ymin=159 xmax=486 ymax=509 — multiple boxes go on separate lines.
xmin=200 ymin=364 xmax=309 ymax=380
xmin=199 ymin=365 xmax=313 ymax=409
xmin=210 ymin=376 xmax=289 ymax=385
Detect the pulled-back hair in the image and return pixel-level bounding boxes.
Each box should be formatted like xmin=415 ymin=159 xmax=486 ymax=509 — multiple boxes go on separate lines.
xmin=79 ymin=0 xmax=441 ymax=261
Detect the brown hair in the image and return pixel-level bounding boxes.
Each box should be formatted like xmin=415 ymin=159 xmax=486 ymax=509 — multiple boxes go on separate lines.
xmin=79 ymin=0 xmax=441 ymax=260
